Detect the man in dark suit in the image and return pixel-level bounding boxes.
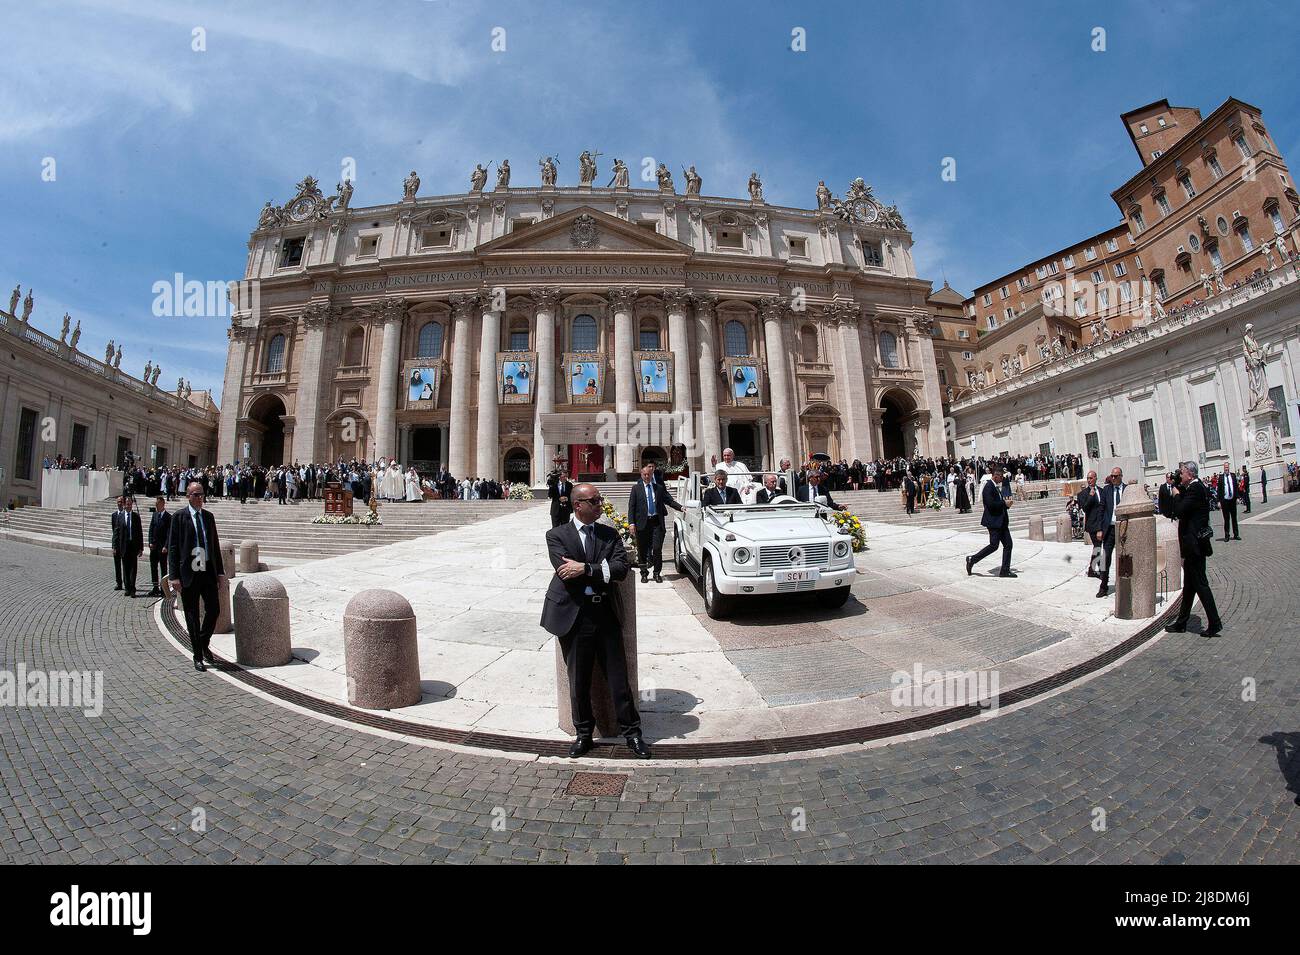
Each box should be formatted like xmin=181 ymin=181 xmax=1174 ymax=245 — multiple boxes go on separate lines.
xmin=701 ymin=468 xmax=742 ymax=507
xmin=547 ymin=469 xmax=574 ymax=528
xmin=755 ymin=473 xmax=783 ymax=504
xmin=110 ymin=496 xmax=126 ymax=590
xmin=965 ymin=465 xmax=1015 ymax=577
xmin=794 ymin=469 xmax=846 ymax=509
xmin=1164 ymin=461 xmax=1223 ymax=637
xmin=167 ymin=480 xmax=226 ymax=671
xmin=1217 ymin=462 xmax=1241 ymax=540
xmin=540 ymin=483 xmax=649 ymax=759
xmin=627 ymin=463 xmax=682 ymax=583
xmin=1081 ymin=467 xmax=1123 ymax=597
xmin=1239 ymin=466 xmax=1251 ymax=514
xmin=117 ymin=496 xmax=144 ymax=596
xmin=902 ymin=472 xmax=918 ymax=515
xmin=147 ymin=495 xmax=172 ymax=597
xmin=1156 ymin=472 xmax=1178 ymax=520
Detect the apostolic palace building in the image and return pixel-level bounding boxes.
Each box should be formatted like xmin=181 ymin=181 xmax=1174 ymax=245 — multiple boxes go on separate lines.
xmin=218 ymin=160 xmax=945 ymax=483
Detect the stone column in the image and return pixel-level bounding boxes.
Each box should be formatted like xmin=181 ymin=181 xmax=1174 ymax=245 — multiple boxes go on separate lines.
xmin=832 ymin=302 xmax=876 ymax=463
xmin=372 ymin=298 xmax=407 ymax=462
xmin=290 ymin=302 xmax=333 ymax=463
xmin=439 ymin=426 xmax=449 ymax=472
xmin=531 ymin=286 xmax=561 ymax=484
xmin=609 ymin=286 xmax=638 ymax=474
xmin=398 ymin=423 xmax=411 ymax=463
xmin=692 ymin=293 xmax=721 ymax=467
xmin=475 ymin=301 xmax=502 ymax=479
xmin=759 ymin=297 xmax=796 ymax=467
xmin=217 ymin=324 xmax=250 ymax=463
xmin=910 ymin=313 xmax=948 ymax=455
xmin=664 ymin=289 xmax=694 ymax=451
xmin=447 ymin=293 xmax=477 ymax=479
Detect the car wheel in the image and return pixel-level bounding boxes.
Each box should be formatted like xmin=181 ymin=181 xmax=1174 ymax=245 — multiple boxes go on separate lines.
xmin=702 ymin=557 xmax=731 ymax=620
xmin=816 ymin=585 xmax=851 ymax=609
xmin=673 ymin=528 xmax=687 ymax=577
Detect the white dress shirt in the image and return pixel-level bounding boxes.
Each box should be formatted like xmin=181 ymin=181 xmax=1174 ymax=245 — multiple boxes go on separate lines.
xmin=720 ymin=460 xmax=751 ymax=490
xmin=570 ymin=514 xmax=610 ymax=595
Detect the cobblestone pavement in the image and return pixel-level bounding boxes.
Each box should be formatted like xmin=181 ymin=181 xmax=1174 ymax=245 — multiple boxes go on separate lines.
xmin=1 ymin=497 xmax=1297 ymax=864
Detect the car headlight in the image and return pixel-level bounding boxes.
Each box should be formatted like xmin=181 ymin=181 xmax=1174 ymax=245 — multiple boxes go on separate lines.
xmin=732 ymin=547 xmax=751 ymax=564
xmin=833 ymin=540 xmax=850 ymax=558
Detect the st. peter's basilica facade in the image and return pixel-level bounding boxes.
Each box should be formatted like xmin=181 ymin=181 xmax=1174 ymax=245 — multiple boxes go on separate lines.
xmin=218 ymin=161 xmax=947 ymax=482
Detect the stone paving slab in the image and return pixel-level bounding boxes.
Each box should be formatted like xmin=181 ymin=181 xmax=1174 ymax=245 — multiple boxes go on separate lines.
xmin=197 ymin=508 xmax=1164 ymax=745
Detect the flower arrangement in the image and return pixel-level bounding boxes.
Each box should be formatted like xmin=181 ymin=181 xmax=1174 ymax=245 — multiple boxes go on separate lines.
xmin=311 ymin=512 xmax=382 ymax=526
xmin=508 ymin=483 xmax=534 ymax=501
xmin=828 ymin=509 xmax=867 ymax=552
xmin=662 ymin=462 xmax=688 ymax=477
xmin=926 ymin=487 xmax=941 ymax=511
xmin=600 ymin=499 xmax=638 ymax=558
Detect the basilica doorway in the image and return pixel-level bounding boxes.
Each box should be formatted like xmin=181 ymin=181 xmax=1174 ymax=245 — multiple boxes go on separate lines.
xmin=879 ymin=390 xmax=914 ymax=459
xmin=412 ymin=426 xmax=440 ymax=467
xmin=504 ymin=448 xmax=530 ymax=484
xmin=726 ymin=423 xmax=757 ymax=467
xmin=640 ymin=445 xmax=667 ymax=468
xmin=248 ymin=394 xmax=286 ymax=466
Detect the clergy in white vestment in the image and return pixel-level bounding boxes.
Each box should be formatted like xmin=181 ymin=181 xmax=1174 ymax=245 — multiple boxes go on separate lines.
xmin=718 ymin=447 xmax=752 ymax=492
xmin=404 ymin=468 xmax=421 ymax=502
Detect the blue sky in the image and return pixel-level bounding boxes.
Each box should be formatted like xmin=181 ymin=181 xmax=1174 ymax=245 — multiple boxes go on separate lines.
xmin=5 ymin=0 xmax=1297 ymax=406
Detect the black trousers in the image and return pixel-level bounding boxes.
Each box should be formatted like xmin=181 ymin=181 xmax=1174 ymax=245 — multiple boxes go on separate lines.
xmin=122 ymin=550 xmax=139 ymax=593
xmin=149 ymin=549 xmax=166 ymax=589
xmin=970 ymin=524 xmax=1013 ymax=575
xmin=1221 ymin=498 xmax=1239 ymax=538
xmin=180 ymin=574 xmax=220 ymax=662
xmin=559 ymin=599 xmax=640 ymax=739
xmin=1175 ymin=552 xmax=1222 ymax=630
xmin=1096 ymin=525 xmax=1117 ymax=583
xmin=113 ymin=548 xmax=123 ymax=587
xmin=905 ymin=494 xmax=916 ymax=515
xmin=636 ymin=519 xmax=667 ymax=575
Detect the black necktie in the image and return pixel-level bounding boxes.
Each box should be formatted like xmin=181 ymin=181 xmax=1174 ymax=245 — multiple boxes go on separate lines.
xmin=582 ymin=524 xmax=596 ymax=564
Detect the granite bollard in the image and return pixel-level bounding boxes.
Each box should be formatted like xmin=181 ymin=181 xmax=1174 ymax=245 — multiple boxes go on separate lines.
xmin=232 ymin=575 xmax=292 ymax=667
xmin=554 ymin=562 xmax=639 ymax=739
xmin=1028 ymin=515 xmax=1044 ymax=541
xmin=1114 ymin=483 xmax=1157 ymax=619
xmin=1055 ymin=513 xmax=1073 ymax=543
xmin=1163 ymin=537 xmax=1182 ymax=591
xmin=343 ymin=589 xmax=421 ymax=710
xmin=219 ymin=541 xmax=237 ymax=579
xmin=238 ymin=540 xmax=260 ymax=575
xmin=213 ymin=574 xmax=234 ymax=634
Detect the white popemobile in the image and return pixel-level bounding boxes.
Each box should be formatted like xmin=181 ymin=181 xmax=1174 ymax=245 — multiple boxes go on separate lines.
xmin=672 ymin=471 xmax=857 ymax=619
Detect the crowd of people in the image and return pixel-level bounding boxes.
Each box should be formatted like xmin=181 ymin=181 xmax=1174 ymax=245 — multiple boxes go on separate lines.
xmin=112 ymin=458 xmax=532 ymax=505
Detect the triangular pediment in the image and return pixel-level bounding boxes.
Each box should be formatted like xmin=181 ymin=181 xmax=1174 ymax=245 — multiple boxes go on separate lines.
xmin=477 ymin=206 xmax=692 ymax=255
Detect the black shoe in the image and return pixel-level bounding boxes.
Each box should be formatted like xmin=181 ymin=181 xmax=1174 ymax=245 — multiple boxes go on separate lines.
xmin=1164 ymin=622 xmax=1187 ymax=633
xmin=626 ymin=735 xmax=652 ymax=759
xmin=640 ymin=573 xmax=649 ymax=583
xmin=653 ymin=573 xmax=664 ymax=583
xmin=126 ymin=591 xmax=135 ymax=598
xmin=203 ymin=649 xmax=215 ymax=665
xmin=193 ymin=660 xmax=206 ymax=672
xmin=1096 ymin=585 xmax=1108 ymax=597
xmin=1202 ymin=625 xmax=1223 ymax=638
xmin=114 ymin=585 xmax=122 ymax=591
xmin=147 ymin=589 xmax=161 ymax=597
xmin=1232 ymin=536 xmax=1241 ymax=541
xmin=965 ymin=556 xmax=973 ymax=576
xmin=568 ymin=736 xmax=594 ymax=758
xmin=1222 ymin=537 xmax=1230 ymax=542
xmin=999 ymin=571 xmax=1018 ymax=578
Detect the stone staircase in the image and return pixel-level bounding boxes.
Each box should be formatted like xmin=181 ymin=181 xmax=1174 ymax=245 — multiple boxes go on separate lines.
xmin=0 ymin=496 xmax=542 ymax=567
xmin=836 ymin=486 xmax=1074 ymax=537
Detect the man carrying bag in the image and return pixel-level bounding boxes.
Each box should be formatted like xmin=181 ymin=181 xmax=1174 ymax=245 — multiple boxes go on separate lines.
xmin=1164 ymin=461 xmax=1223 ymax=637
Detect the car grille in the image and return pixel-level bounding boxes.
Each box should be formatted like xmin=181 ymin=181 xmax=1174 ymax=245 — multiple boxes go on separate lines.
xmin=776 ymin=580 xmax=817 ymax=592
xmin=759 ymin=543 xmax=829 ymax=569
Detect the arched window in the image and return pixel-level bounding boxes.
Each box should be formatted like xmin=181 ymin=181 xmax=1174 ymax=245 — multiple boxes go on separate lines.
xmin=800 ymin=325 xmax=818 ymax=362
xmin=265 ymin=334 xmax=286 ymax=373
xmin=343 ymin=327 xmax=365 ymax=366
xmin=417 ymin=321 xmax=444 ymax=358
xmin=723 ymin=320 xmax=749 ymax=357
xmin=508 ymin=318 xmax=530 ymax=351
xmin=639 ymin=318 xmax=661 ymax=351
xmin=571 ymin=314 xmax=597 ymax=352
xmin=879 ymin=330 xmax=900 ymax=368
